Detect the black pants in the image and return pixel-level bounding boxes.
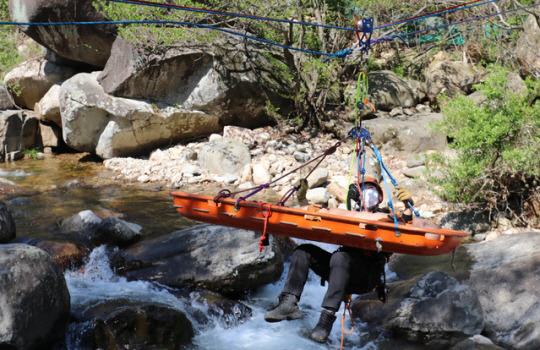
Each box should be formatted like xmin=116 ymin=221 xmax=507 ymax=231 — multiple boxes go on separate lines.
xmin=282 ymin=244 xmax=384 ymax=310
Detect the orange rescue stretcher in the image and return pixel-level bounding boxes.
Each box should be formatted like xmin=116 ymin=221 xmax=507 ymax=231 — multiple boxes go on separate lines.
xmin=170 ymin=191 xmax=469 ymax=256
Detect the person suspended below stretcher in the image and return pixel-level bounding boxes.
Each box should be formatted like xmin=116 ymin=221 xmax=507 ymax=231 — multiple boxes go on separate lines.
xmin=264 ymin=176 xmax=425 ymax=343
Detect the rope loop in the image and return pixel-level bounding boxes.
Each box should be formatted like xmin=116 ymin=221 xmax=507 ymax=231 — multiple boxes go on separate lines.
xmin=340 ymin=295 xmax=355 ymax=350
xmin=213 ymin=189 xmax=232 ymax=203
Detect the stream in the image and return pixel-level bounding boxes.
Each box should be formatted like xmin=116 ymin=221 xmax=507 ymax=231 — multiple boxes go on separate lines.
xmin=1 ymin=154 xmax=455 ymax=349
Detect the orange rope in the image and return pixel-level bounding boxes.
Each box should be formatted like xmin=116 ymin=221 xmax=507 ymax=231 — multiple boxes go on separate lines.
xmin=340 ymin=295 xmax=354 ymax=350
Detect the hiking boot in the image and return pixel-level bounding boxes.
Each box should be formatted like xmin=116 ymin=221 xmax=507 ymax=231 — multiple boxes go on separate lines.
xmin=309 ymin=309 xmax=337 ymax=343
xmin=264 ymin=293 xmax=302 ymax=322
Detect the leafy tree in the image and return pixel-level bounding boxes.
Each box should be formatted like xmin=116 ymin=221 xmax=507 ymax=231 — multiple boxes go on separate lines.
xmin=427 ymin=65 xmax=540 ymax=226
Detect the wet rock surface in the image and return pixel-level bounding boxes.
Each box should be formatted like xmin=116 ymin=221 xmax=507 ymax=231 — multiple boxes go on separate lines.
xmin=0 ymin=244 xmax=70 ymax=349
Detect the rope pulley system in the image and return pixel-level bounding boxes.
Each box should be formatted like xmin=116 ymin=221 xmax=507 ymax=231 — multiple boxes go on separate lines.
xmin=2 ymin=0 xmax=534 ymax=243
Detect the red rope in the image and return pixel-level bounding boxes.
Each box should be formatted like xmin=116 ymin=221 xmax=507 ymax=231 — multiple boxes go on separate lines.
xmin=258 ymin=203 xmax=273 ymax=252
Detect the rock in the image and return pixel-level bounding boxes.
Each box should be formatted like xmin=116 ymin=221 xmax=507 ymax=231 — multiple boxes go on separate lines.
xmin=450 ymin=335 xmax=505 ymax=350
xmin=3 ymin=57 xmax=79 ymax=109
xmin=403 ymin=165 xmax=425 ymax=179
xmin=182 ymin=163 xmax=203 ymax=176
xmin=368 ymin=70 xmax=417 ymax=111
xmin=307 ymin=168 xmax=328 ymax=188
xmin=39 ymin=122 xmax=63 ymax=148
xmin=33 ymin=240 xmax=85 ymax=270
xmin=0 ymin=200 xmax=16 ymax=243
xmin=0 ymin=244 xmax=70 ymax=349
xmin=426 ymin=55 xmax=477 ymax=97
xmin=9 ymin=0 xmax=117 ymax=68
xmin=406 ymin=153 xmax=426 ymax=168
xmin=112 ymin=224 xmax=283 ymax=295
xmin=327 ymin=181 xmax=347 ymax=203
xmin=505 ymin=71 xmax=528 ymax=97
xmin=0 ymin=179 xmax=24 ymax=196
xmin=467 ymin=91 xmax=487 ymax=106
xmin=58 ymin=210 xmax=102 ymax=242
xmin=198 ymin=138 xmax=251 ymax=177
xmin=362 ymin=113 xmax=447 ymax=153
xmin=306 ymin=187 xmax=330 ymax=204
xmin=37 ymin=84 xmax=62 ymax=126
xmin=252 ymin=162 xmax=271 ymax=185
xmin=0 ymin=110 xmax=39 ymax=161
xmin=95 ymin=216 xmax=143 ymax=247
xmin=516 ymin=15 xmax=540 ymax=76
xmin=464 ymin=232 xmax=540 ymax=350
xmin=353 ymin=271 xmax=484 ymax=343
xmin=293 ymin=151 xmax=310 ymax=163
xmin=98 ymin=36 xmax=285 ymax=128
xmin=0 ymin=83 xmax=16 ymax=110
xmin=59 ymin=72 xmax=221 ymax=158
xmin=405 ymin=79 xmax=428 ymax=103
xmin=440 ymin=210 xmax=491 ymax=235
xmin=471 ymin=233 xmax=487 ymax=242
xmin=223 ymin=125 xmax=257 ymax=148
xmin=77 ymin=302 xmax=193 ymax=349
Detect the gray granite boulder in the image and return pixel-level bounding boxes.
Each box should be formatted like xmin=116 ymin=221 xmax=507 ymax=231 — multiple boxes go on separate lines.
xmin=0 ymin=244 xmax=70 ymax=349
xmin=464 ymin=232 xmax=540 ymax=349
xmin=112 ymin=224 xmax=283 ymax=295
xmin=59 ymin=72 xmax=221 ymax=158
xmin=8 ymin=0 xmax=117 ymax=68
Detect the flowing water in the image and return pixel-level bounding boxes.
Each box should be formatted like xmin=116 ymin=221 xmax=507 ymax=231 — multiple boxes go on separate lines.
xmin=1 ymin=154 xmax=457 ymax=349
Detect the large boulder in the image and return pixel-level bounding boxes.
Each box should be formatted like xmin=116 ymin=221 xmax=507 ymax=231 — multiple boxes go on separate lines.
xmin=368 ymin=70 xmax=417 ymax=111
xmin=112 ymin=224 xmax=284 ymax=295
xmin=59 ymin=72 xmax=221 ymax=159
xmin=198 ymin=137 xmax=252 ymax=177
xmin=353 ymin=271 xmax=484 ymax=344
xmin=3 ymin=57 xmax=79 ymax=109
xmin=0 ymin=200 xmax=16 ymax=243
xmin=0 ymin=110 xmax=40 ymax=161
xmin=426 ymin=53 xmax=477 ymax=98
xmin=78 ymin=302 xmax=194 ymax=349
xmin=362 ymin=113 xmax=447 ymax=153
xmin=37 ymin=83 xmax=62 ymax=126
xmin=0 ymin=244 xmax=71 ymax=349
xmin=8 ymin=0 xmax=117 ymax=68
xmin=516 ymin=15 xmax=540 ymax=76
xmin=98 ymin=35 xmax=286 ymax=128
xmin=58 ymin=210 xmax=142 ymax=248
xmin=464 ymin=232 xmax=540 ymax=349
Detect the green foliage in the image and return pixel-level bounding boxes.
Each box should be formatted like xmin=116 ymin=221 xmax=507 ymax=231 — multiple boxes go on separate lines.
xmin=427 ymin=65 xmax=540 ymax=223
xmin=0 ymin=0 xmax=21 ymax=79
xmin=0 ymin=0 xmax=42 ymax=79
xmin=23 ymin=148 xmax=39 ymax=160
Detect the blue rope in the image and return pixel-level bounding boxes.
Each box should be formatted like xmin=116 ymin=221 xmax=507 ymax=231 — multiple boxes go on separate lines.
xmin=0 ymin=19 xmax=335 ymax=57
xmin=1 ymin=3 xmax=536 ymax=61
xmin=374 ymin=0 xmax=501 ymax=30
xmin=109 ymin=0 xmax=366 ymax=33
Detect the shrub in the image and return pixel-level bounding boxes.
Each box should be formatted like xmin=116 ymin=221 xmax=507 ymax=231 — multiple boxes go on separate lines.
xmin=427 ymin=64 xmax=540 ymax=226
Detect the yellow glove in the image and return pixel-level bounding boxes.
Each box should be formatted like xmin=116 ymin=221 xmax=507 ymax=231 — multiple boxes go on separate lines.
xmin=397 ymin=188 xmax=414 ymax=206
xmin=295 ymin=179 xmax=308 ymax=201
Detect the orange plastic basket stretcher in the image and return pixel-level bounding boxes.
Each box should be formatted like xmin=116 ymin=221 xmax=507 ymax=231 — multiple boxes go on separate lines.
xmin=170 ymin=192 xmax=468 ymax=256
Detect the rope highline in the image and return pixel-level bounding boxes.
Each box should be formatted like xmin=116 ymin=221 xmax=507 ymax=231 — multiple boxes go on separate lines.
xmin=109 ymin=0 xmax=368 ymax=33
xmin=1 ymin=2 xmax=537 ymax=60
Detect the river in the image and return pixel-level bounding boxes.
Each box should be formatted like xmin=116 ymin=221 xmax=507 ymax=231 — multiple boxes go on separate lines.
xmin=1 ymin=154 xmax=443 ymax=349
